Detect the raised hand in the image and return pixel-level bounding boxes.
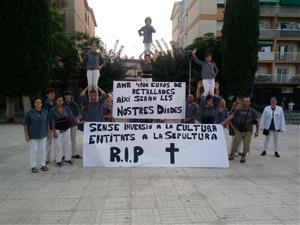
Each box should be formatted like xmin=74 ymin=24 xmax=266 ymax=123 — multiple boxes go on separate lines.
xmin=192 ymin=48 xmax=197 ymax=55
xmin=197 ymin=80 xmax=203 ymax=88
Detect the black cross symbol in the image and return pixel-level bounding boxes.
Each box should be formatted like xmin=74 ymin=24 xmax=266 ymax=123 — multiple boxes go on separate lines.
xmin=165 ymin=143 xmax=179 ymax=164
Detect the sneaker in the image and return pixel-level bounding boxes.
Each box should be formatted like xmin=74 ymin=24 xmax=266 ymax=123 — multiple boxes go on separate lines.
xmin=72 ymin=154 xmax=82 ymax=159
xmin=274 ymin=152 xmax=280 ymax=158
xmin=228 ymin=155 xmax=234 ymax=161
xmin=46 ymin=161 xmax=50 ymax=165
xmin=261 ymin=151 xmax=266 ymax=156
xmin=64 ymin=160 xmax=73 ymax=165
xmin=240 ymin=157 xmax=246 ymax=163
xmin=61 ymin=156 xmax=65 ymax=161
xmin=31 ymin=167 xmax=38 ymax=173
xmin=41 ymin=166 xmax=49 ymax=171
xmin=56 ymin=162 xmax=63 ymax=167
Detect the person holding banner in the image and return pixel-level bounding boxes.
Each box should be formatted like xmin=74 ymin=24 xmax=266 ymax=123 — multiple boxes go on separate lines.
xmin=183 ymin=94 xmax=198 ymax=123
xmin=260 ymin=96 xmax=286 ymax=158
xmin=23 ymin=97 xmax=50 ymax=173
xmin=192 ymin=49 xmax=218 ymax=97
xmin=224 ymin=97 xmax=259 ymax=163
xmin=102 ymin=93 xmax=113 ymax=122
xmin=79 ymin=86 xmax=108 ymax=123
xmin=84 ymin=42 xmax=105 ymax=92
xmin=49 ymin=96 xmax=74 ymax=167
xmin=139 ymin=52 xmax=158 ymax=82
xmin=197 ymin=95 xmax=218 ymax=124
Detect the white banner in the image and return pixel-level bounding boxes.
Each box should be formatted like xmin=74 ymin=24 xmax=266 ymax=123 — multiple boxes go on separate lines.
xmin=112 ymin=81 xmax=186 ymax=119
xmin=83 ymin=122 xmax=229 ymax=168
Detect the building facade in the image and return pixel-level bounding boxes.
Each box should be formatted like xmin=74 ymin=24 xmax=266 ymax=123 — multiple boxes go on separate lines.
xmin=171 ymin=0 xmax=300 ymax=108
xmin=171 ymin=0 xmax=225 ymax=48
xmin=256 ymin=0 xmax=300 ymax=107
xmin=62 ymin=0 xmax=97 ymax=36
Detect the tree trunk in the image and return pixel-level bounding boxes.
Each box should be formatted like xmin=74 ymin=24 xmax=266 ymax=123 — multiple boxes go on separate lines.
xmin=22 ymin=95 xmax=31 ymax=114
xmin=6 ymin=97 xmax=16 ymax=122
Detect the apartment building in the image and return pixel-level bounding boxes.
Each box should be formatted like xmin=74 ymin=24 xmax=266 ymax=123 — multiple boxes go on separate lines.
xmin=256 ymin=0 xmax=300 ymax=106
xmin=171 ymin=0 xmax=225 ymax=48
xmin=171 ymin=0 xmax=300 ymax=107
xmin=62 ymin=0 xmax=97 ymax=36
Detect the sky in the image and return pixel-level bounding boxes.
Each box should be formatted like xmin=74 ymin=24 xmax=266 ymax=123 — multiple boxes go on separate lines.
xmin=87 ymin=0 xmax=176 ymax=58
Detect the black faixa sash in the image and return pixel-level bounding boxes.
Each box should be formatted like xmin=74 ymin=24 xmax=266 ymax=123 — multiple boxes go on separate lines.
xmin=55 ymin=117 xmax=71 ymax=131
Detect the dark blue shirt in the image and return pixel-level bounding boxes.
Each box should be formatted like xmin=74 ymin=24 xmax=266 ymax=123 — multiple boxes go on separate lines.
xmin=193 ymin=56 xmax=218 ymax=79
xmin=43 ymin=101 xmax=55 ymax=112
xmin=23 ymin=109 xmax=48 ymax=139
xmin=84 ymin=51 xmax=104 ymax=70
xmin=185 ymin=102 xmax=199 ymax=123
xmin=49 ymin=106 xmax=74 ymax=131
xmin=138 ymin=25 xmax=156 ymax=43
xmin=80 ymin=93 xmax=107 ymax=122
xmin=215 ymin=108 xmax=228 ymax=124
xmin=197 ymin=106 xmax=216 ymax=124
xmin=65 ymin=101 xmax=79 ymax=127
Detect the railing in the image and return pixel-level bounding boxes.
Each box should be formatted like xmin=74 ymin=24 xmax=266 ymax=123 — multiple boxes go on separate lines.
xmin=258 ymin=52 xmax=275 ymax=61
xmin=260 ymin=29 xmax=300 ymax=39
xmin=255 ymin=74 xmax=300 ymax=84
xmin=260 ymin=5 xmax=300 ymax=17
xmin=258 ymin=52 xmax=300 ymax=61
xmin=275 ymin=52 xmax=300 ymax=61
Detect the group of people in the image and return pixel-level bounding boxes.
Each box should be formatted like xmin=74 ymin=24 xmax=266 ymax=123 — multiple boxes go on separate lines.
xmin=185 ymin=49 xmax=286 ymax=163
xmin=23 ymin=17 xmax=287 ymax=172
xmin=23 ymin=39 xmax=113 ymax=173
xmin=185 ymin=86 xmax=286 ymax=164
xmin=23 ymin=86 xmax=113 ymax=173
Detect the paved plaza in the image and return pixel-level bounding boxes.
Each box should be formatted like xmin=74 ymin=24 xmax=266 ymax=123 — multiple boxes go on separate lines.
xmin=0 ymin=124 xmax=299 ymax=225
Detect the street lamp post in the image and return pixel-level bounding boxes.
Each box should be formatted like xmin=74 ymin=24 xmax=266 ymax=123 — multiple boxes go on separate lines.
xmin=188 ymin=57 xmax=192 ymax=95
xmin=186 ymin=50 xmax=192 ymax=95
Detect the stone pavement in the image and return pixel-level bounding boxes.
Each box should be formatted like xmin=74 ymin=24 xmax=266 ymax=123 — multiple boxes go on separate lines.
xmin=0 ymin=124 xmax=299 ymax=225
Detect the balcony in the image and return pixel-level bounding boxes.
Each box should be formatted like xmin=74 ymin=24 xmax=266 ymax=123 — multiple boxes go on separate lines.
xmin=258 ymin=52 xmax=275 ymax=61
xmin=279 ymin=7 xmax=300 ymax=17
xmin=255 ymin=74 xmax=300 ymax=84
xmin=258 ymin=52 xmax=300 ymax=62
xmin=275 ymin=52 xmax=300 ymax=62
xmin=260 ymin=5 xmax=300 ymax=17
xmin=260 ymin=29 xmax=300 ymax=39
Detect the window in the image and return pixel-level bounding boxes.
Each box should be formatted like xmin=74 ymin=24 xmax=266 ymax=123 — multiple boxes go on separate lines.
xmin=277 ymin=67 xmax=289 ymax=82
xmin=217 ymin=0 xmax=226 ymax=8
xmin=278 ymin=44 xmax=296 ymax=60
xmin=85 ymin=12 xmax=88 ymax=23
xmin=260 ymin=21 xmax=271 ymax=29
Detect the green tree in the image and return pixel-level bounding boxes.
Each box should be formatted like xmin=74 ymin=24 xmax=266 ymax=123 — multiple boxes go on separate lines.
xmin=0 ymin=0 xmax=51 ymax=121
xmin=153 ymin=47 xmax=189 ymax=83
xmin=0 ymin=0 xmax=51 ymax=95
xmin=222 ymin=0 xmax=259 ymax=97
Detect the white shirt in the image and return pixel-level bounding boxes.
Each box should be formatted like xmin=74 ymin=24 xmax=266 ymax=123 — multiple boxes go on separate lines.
xmin=260 ymin=105 xmax=286 ymax=132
